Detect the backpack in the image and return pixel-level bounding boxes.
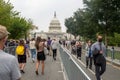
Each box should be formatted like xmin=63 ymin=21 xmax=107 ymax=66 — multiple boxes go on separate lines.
xmin=16 ymin=45 xmax=25 ymax=55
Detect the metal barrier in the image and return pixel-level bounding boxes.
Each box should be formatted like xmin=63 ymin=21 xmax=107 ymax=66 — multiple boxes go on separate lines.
xmin=107 ymin=48 xmax=120 ymax=61
xmin=59 ymin=46 xmax=91 ymax=80
xmin=4 ymin=46 xmax=16 ymax=56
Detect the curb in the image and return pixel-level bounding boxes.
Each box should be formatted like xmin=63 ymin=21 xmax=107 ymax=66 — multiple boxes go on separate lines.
xmin=106 ymin=58 xmax=120 ymax=67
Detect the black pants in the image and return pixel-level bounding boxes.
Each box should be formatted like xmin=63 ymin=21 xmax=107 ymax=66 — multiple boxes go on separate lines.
xmin=86 ymin=57 xmax=92 ymax=69
xmin=94 ymin=55 xmax=106 ymax=80
xmin=52 ymin=49 xmax=57 ymax=60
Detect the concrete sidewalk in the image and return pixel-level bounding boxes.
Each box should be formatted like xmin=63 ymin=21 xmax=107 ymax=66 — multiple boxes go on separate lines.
xmin=106 ymin=57 xmax=120 ymax=67
xmin=79 ymin=49 xmax=120 ymax=80
xmin=21 ymin=53 xmax=64 ymax=80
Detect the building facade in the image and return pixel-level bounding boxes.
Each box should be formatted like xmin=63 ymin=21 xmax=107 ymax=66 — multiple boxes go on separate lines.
xmin=35 ymin=12 xmax=65 ymax=40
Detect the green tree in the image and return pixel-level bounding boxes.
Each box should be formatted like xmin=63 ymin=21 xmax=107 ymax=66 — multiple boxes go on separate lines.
xmin=0 ymin=0 xmax=13 ymax=26
xmin=65 ymin=17 xmax=77 ymax=37
xmin=0 ymin=0 xmax=33 ymax=39
xmin=83 ymin=0 xmax=120 ymax=45
xmin=8 ymin=17 xmax=32 ymax=39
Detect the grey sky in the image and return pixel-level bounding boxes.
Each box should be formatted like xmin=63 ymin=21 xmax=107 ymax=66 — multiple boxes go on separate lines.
xmin=8 ymin=0 xmax=84 ymax=32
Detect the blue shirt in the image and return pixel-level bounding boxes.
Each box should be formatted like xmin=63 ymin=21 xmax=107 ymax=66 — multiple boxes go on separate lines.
xmin=91 ymin=42 xmax=106 ymax=56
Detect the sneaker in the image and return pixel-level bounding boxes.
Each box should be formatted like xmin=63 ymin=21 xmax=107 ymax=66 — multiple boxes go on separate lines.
xmin=20 ymin=70 xmax=25 ymax=73
xmin=35 ymin=71 xmax=39 ymax=75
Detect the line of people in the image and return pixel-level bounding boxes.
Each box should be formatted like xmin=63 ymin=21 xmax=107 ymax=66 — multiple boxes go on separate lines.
xmin=62 ymin=35 xmax=106 ymax=80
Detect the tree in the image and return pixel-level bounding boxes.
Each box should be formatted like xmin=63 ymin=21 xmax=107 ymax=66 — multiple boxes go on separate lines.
xmin=83 ymin=0 xmax=120 ymax=46
xmin=65 ymin=17 xmax=76 ymax=37
xmin=8 ymin=17 xmax=33 ymax=39
xmin=0 ymin=0 xmax=13 ymax=26
xmin=0 ymin=0 xmax=33 ymax=39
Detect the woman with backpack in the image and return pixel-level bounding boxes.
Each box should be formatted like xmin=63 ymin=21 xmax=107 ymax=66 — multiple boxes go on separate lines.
xmin=16 ymin=40 xmax=30 ymax=73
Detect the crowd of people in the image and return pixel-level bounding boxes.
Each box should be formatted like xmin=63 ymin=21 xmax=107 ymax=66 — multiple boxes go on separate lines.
xmin=0 ymin=25 xmax=106 ymax=80
xmin=59 ymin=36 xmax=106 ymax=80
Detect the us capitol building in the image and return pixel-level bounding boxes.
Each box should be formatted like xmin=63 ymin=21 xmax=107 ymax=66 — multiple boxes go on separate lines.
xmin=30 ymin=12 xmax=63 ymax=40
xmin=30 ymin=12 xmax=75 ymax=40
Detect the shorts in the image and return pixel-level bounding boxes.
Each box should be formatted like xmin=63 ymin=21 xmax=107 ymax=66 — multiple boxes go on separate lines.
xmin=37 ymin=51 xmax=46 ymax=61
xmin=17 ymin=55 xmax=26 ymax=63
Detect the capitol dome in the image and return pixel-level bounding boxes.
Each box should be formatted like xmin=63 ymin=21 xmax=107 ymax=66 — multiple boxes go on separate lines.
xmin=49 ymin=12 xmax=61 ymax=33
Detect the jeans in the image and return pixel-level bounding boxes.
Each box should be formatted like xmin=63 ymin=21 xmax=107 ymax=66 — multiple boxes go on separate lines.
xmin=30 ymin=49 xmax=36 ymax=60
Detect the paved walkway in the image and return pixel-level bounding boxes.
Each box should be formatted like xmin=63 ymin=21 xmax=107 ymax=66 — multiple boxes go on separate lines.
xmin=69 ymin=48 xmax=120 ymax=80
xmin=18 ymin=46 xmax=120 ymax=80
xmin=21 ymin=53 xmax=64 ymax=80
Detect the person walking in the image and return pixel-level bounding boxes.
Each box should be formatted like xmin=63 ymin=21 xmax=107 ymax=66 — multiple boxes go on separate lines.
xmin=0 ymin=25 xmax=21 ymax=80
xmin=85 ymin=40 xmax=93 ymax=69
xmin=47 ymin=37 xmax=52 ymax=56
xmin=76 ymin=41 xmax=82 ymax=60
xmin=16 ymin=40 xmax=30 ymax=74
xmin=91 ymin=35 xmax=106 ymax=80
xmin=29 ymin=38 xmax=36 ymax=63
xmin=51 ymin=39 xmax=59 ymax=60
xmin=35 ymin=37 xmax=46 ymax=75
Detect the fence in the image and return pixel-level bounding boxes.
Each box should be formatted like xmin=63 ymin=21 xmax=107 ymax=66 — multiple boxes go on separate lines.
xmin=82 ymin=45 xmax=120 ymax=62
xmin=4 ymin=46 xmax=16 ymax=56
xmin=59 ymin=46 xmax=91 ymax=80
xmin=107 ymin=48 xmax=120 ymax=61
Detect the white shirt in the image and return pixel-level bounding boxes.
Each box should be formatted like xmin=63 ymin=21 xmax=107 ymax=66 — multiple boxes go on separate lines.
xmin=51 ymin=40 xmax=59 ymax=49
xmin=29 ymin=40 xmax=36 ymax=49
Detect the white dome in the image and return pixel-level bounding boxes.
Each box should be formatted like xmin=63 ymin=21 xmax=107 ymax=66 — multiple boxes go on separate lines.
xmin=49 ymin=12 xmax=61 ymax=33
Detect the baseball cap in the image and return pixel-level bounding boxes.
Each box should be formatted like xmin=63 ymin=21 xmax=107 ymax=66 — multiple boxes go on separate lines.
xmin=0 ymin=25 xmax=10 ymax=40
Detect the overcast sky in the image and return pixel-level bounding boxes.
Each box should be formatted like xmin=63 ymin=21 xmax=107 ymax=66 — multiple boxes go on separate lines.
xmin=8 ymin=0 xmax=84 ymax=32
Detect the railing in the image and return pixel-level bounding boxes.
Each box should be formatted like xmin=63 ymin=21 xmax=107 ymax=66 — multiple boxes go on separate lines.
xmin=107 ymin=48 xmax=120 ymax=62
xmin=59 ymin=46 xmax=91 ymax=80
xmin=82 ymin=45 xmax=120 ymax=62
xmin=4 ymin=46 xmax=16 ymax=56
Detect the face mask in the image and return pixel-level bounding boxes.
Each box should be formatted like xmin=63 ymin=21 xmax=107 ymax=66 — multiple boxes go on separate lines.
xmin=98 ymin=38 xmax=102 ymax=42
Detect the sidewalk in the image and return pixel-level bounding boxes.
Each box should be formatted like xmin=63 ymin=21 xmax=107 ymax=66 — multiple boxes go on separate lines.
xmin=106 ymin=57 xmax=120 ymax=67
xmin=79 ymin=49 xmax=120 ymax=80
xmin=21 ymin=53 xmax=64 ymax=80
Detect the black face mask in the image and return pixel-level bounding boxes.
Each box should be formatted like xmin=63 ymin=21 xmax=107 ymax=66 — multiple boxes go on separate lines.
xmin=98 ymin=38 xmax=102 ymax=42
